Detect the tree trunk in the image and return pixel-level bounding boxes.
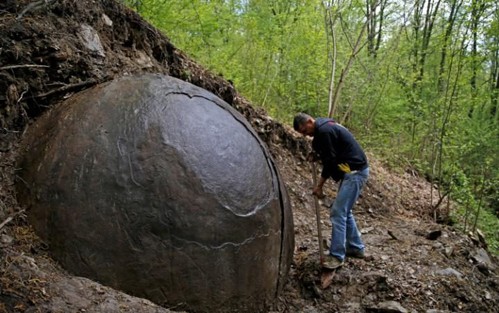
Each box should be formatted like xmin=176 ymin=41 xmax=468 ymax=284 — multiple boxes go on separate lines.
xmin=366 ymin=0 xmax=387 ymax=59
xmin=438 ymin=0 xmax=462 ymax=92
xmin=332 ymin=21 xmax=367 ymax=119
xmin=469 ymin=0 xmax=487 ymax=117
xmin=323 ymin=2 xmax=338 ymax=118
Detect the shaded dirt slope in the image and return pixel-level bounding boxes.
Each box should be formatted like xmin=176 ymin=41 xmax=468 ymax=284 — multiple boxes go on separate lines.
xmin=1 ymin=1 xmax=498 ymax=312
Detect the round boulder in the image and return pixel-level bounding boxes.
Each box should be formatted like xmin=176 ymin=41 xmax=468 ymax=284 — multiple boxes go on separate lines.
xmin=16 ymin=74 xmax=294 ymax=312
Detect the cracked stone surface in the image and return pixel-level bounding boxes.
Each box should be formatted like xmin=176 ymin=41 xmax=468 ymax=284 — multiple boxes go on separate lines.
xmin=16 ymin=74 xmax=294 ymax=313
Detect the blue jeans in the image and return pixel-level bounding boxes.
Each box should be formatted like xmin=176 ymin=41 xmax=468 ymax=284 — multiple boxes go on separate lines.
xmin=329 ymin=167 xmax=369 ymax=261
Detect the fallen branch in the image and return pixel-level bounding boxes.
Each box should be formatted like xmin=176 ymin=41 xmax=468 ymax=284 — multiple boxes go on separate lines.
xmin=0 ymin=210 xmax=26 ymax=230
xmin=387 ymin=230 xmax=399 ymax=240
xmin=16 ymin=0 xmax=55 ymax=20
xmin=0 ymin=216 xmax=13 ymax=230
xmin=33 ymin=79 xmax=99 ymax=99
xmin=0 ymin=64 xmax=50 ymax=70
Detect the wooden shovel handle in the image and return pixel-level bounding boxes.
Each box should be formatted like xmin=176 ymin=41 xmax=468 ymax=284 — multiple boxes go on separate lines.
xmin=311 ymin=162 xmax=325 ymax=265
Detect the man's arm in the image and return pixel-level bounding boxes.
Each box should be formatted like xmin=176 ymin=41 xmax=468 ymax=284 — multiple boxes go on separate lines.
xmin=312 ymin=176 xmax=327 ymax=198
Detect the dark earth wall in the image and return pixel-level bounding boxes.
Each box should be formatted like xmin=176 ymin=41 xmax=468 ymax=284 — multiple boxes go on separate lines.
xmin=16 ymin=74 xmax=294 ymax=312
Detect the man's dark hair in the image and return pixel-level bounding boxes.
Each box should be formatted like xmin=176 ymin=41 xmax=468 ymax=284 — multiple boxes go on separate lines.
xmin=293 ymin=113 xmax=312 ymax=131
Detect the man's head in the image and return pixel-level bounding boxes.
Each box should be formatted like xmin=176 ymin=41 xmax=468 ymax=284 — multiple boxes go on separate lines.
xmin=293 ymin=113 xmax=315 ymax=137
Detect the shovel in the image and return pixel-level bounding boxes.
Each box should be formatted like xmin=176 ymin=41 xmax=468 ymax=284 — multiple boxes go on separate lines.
xmin=311 ymin=162 xmax=325 ymax=266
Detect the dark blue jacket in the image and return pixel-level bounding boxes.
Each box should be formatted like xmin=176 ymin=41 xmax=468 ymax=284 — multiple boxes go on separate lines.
xmin=312 ymin=118 xmax=368 ymax=182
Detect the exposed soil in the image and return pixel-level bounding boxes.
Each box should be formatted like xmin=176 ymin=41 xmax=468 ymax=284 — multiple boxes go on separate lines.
xmin=1 ymin=1 xmax=498 ymax=312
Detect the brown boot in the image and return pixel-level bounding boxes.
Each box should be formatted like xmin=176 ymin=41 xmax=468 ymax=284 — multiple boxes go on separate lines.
xmin=346 ymin=249 xmax=365 ymax=259
xmin=322 ymin=255 xmax=344 ymax=269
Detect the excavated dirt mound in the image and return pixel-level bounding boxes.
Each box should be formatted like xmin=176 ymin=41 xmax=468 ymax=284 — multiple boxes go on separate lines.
xmin=1 ymin=1 xmax=498 ymax=312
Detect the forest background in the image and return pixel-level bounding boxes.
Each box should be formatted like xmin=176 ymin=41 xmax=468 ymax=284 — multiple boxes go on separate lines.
xmin=122 ymin=0 xmax=498 ymax=254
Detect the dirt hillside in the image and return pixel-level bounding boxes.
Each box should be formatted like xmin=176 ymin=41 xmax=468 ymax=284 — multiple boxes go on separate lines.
xmin=1 ymin=1 xmax=498 ymax=312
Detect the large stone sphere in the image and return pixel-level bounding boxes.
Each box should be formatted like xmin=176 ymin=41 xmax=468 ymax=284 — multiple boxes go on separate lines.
xmin=16 ymin=74 xmax=294 ymax=312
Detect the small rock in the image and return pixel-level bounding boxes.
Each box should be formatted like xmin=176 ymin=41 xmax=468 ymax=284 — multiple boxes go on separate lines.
xmin=1 ymin=234 xmax=13 ymax=245
xmin=444 ymin=246 xmax=454 ymax=258
xmin=435 ymin=267 xmax=463 ymax=280
xmin=373 ymin=300 xmax=408 ymax=313
xmin=364 ymin=292 xmax=377 ymax=302
xmin=102 ymin=14 xmax=113 ymax=27
xmin=485 ymin=291 xmax=491 ymax=300
xmin=79 ymin=24 xmax=106 ymax=57
xmin=471 ymin=248 xmax=496 ymax=271
xmin=361 ymin=226 xmax=375 ymax=234
xmin=432 ymin=242 xmax=443 ymax=249
xmin=135 ymin=50 xmax=153 ymax=68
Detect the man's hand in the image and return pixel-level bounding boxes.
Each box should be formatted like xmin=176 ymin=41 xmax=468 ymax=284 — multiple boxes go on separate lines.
xmin=312 ymin=185 xmax=325 ymax=199
xmin=338 ymin=163 xmax=351 ymax=173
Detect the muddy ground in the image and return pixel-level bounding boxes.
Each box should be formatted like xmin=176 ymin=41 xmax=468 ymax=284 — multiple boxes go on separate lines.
xmin=0 ymin=1 xmax=498 ymax=312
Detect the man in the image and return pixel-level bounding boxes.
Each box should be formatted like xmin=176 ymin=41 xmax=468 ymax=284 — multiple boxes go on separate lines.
xmin=293 ymin=113 xmax=369 ymax=269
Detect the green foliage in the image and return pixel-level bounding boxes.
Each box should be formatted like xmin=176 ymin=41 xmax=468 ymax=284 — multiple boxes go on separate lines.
xmin=450 ymin=169 xmax=499 ymax=255
xmin=477 ymin=209 xmax=499 ymax=255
